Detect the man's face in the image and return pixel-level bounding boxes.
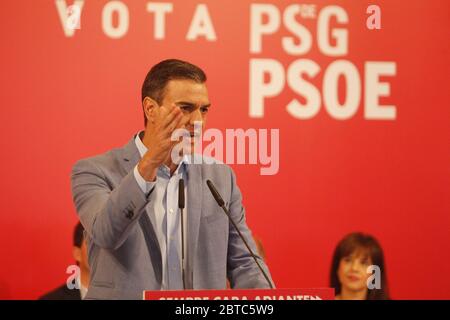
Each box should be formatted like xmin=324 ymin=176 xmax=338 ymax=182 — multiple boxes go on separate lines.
xmin=160 ymin=79 xmax=211 ymax=150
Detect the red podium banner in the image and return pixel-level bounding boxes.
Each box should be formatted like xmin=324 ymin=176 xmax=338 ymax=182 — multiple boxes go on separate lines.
xmin=144 ymin=288 xmax=334 ymax=300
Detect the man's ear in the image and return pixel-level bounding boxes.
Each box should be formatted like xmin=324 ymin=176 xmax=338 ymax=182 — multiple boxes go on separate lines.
xmin=143 ymin=97 xmax=159 ymax=124
xmin=73 ymin=246 xmax=81 ymax=263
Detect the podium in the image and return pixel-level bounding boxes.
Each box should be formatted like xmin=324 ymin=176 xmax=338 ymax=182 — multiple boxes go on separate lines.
xmin=143 ymin=288 xmax=335 ymax=300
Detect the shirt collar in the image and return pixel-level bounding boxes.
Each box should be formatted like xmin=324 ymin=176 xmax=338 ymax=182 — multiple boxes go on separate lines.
xmin=135 ymin=131 xmax=148 ymax=158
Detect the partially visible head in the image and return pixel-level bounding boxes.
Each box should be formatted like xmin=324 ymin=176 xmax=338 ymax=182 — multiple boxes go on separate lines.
xmin=72 ymin=222 xmax=89 ymax=276
xmin=330 ymin=232 xmax=389 ymax=300
xmin=141 ymin=59 xmax=210 ymax=133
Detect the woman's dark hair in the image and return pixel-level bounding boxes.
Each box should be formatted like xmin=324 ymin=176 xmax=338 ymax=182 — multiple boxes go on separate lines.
xmin=73 ymin=222 xmax=84 ymax=248
xmin=330 ymin=232 xmax=389 ymax=300
xmin=141 ymin=59 xmax=207 ymax=126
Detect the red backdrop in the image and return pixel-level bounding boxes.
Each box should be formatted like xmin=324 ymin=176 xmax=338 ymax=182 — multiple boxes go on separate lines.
xmin=0 ymin=0 xmax=449 ymax=299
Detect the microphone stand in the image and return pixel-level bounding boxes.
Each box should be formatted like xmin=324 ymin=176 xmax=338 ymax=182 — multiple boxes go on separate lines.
xmin=206 ymin=179 xmax=274 ymax=289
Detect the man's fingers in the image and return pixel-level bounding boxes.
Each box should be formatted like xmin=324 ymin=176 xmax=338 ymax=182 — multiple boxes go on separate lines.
xmin=162 ymin=112 xmax=183 ymax=137
xmin=162 ymin=106 xmax=182 ymax=129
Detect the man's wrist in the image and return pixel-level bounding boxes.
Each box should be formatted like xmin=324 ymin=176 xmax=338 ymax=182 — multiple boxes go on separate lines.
xmin=137 ymin=159 xmax=158 ymax=182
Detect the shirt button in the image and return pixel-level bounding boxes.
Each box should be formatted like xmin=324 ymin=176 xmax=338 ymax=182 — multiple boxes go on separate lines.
xmin=169 ymin=208 xmax=174 ymax=214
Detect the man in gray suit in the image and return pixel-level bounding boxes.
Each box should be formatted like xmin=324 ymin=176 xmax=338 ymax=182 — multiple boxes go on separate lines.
xmin=71 ymin=59 xmax=274 ymax=299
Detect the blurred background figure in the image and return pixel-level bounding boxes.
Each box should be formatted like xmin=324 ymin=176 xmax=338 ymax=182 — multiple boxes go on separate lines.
xmin=330 ymin=232 xmax=389 ymax=300
xmin=39 ymin=222 xmax=90 ymax=300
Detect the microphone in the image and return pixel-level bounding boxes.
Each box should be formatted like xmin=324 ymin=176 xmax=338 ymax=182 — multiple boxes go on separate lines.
xmin=206 ymin=179 xmax=274 ymax=289
xmin=178 ymin=178 xmax=186 ymax=289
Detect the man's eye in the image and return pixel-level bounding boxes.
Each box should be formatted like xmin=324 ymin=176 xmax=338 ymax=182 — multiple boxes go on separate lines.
xmin=180 ymin=106 xmax=192 ymax=112
xmin=200 ymin=107 xmax=209 ymax=113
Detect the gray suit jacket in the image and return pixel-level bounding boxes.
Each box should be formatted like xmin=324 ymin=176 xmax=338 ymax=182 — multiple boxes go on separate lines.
xmin=71 ymin=135 xmax=274 ymax=299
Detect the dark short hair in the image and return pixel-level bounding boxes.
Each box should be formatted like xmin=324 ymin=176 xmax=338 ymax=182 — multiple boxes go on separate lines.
xmin=329 ymin=232 xmax=390 ymax=300
xmin=141 ymin=59 xmax=207 ymax=126
xmin=73 ymin=222 xmax=85 ymax=248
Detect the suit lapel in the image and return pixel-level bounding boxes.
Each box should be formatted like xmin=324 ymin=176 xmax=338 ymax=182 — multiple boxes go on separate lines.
xmin=120 ymin=136 xmax=140 ymax=173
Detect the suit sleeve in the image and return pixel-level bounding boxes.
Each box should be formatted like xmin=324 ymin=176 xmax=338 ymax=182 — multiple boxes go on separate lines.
xmin=71 ymin=158 xmax=154 ymax=250
xmin=226 ymin=167 xmax=275 ymax=289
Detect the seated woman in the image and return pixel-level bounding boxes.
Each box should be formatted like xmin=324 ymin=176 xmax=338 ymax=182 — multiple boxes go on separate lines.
xmin=329 ymin=232 xmax=389 ymax=300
